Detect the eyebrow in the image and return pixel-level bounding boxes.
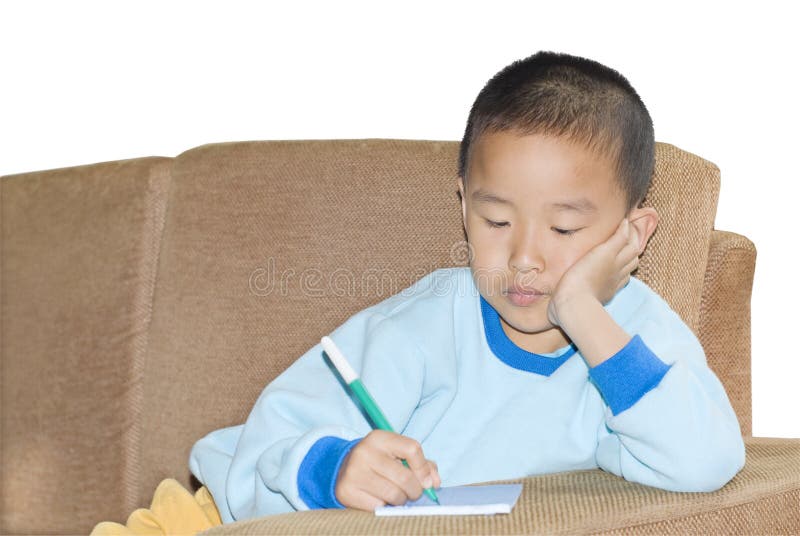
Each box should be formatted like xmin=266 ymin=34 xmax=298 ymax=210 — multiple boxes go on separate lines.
xmin=471 ymin=188 xmax=598 ymax=214
xmin=550 ymin=198 xmax=598 ymax=214
xmin=471 ymin=189 xmax=513 ymax=206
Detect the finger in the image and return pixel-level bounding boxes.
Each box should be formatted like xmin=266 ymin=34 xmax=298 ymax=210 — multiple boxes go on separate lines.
xmin=616 ymin=274 xmax=631 ymax=293
xmin=627 ymin=221 xmax=640 ymax=252
xmin=338 ymin=434 xmax=419 ymax=507
xmin=609 ymin=218 xmax=633 ymax=252
xmin=428 ymin=460 xmax=441 ymax=488
xmin=617 ymin=257 xmax=639 ymax=282
xmin=615 ymin=220 xmax=641 ymax=259
xmin=621 ymin=255 xmax=639 ymax=276
xmin=615 ymin=240 xmax=640 ymax=266
xmin=336 ymin=482 xmax=387 ymax=511
xmin=609 ymin=218 xmax=628 ymax=242
xmin=367 ymin=433 xmax=426 ymax=500
xmin=384 ymin=436 xmax=433 ymax=491
xmin=368 ymin=467 xmax=416 ymax=506
xmin=335 ymin=449 xmax=388 ymax=510
xmin=370 ymin=452 xmax=425 ymax=501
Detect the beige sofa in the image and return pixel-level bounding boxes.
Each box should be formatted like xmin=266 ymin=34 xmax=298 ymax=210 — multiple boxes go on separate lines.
xmin=2 ymin=140 xmax=798 ymax=535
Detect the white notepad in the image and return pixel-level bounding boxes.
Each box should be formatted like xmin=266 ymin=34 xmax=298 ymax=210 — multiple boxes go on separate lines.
xmin=374 ymin=483 xmax=523 ymax=516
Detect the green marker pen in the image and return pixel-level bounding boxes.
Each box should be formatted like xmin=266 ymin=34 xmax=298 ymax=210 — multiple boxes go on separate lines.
xmin=320 ymin=335 xmax=440 ymax=505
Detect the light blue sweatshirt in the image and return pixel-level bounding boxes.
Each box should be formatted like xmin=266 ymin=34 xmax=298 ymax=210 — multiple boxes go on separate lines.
xmin=189 ymin=267 xmax=745 ymax=523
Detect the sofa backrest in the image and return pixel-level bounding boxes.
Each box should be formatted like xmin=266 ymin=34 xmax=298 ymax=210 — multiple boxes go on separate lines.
xmin=135 ymin=139 xmax=721 ymax=506
xmin=1 ymin=157 xmax=172 ymax=533
xmin=0 ymin=140 xmax=726 ymax=534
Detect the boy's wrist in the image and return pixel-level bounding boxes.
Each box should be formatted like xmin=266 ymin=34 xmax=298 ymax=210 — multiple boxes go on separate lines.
xmin=553 ymin=293 xmax=631 ymax=368
xmin=588 ymin=334 xmax=672 ymax=415
xmin=297 ymin=436 xmax=362 ymax=510
xmin=550 ymin=291 xmax=598 ymax=326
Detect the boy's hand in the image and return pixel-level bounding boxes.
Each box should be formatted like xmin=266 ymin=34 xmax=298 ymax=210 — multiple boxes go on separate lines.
xmin=335 ymin=430 xmax=441 ymax=511
xmin=547 ymin=218 xmax=640 ymax=327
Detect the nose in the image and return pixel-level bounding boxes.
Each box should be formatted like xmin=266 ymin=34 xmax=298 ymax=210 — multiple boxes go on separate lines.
xmin=509 ymin=225 xmax=545 ymax=274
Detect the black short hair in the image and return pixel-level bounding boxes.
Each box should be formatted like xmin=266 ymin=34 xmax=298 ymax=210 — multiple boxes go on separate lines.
xmin=458 ymin=51 xmax=654 ymax=213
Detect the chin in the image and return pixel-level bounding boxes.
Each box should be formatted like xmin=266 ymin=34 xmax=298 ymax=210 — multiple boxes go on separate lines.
xmin=508 ymin=318 xmax=554 ymax=336
xmin=498 ymin=303 xmax=554 ymax=334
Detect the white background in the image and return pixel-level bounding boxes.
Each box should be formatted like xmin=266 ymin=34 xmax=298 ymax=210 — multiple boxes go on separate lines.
xmin=2 ymin=1 xmax=797 ymax=437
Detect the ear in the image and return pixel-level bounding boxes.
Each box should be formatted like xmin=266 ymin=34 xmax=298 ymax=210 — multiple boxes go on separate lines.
xmin=457 ymin=176 xmax=467 ymax=230
xmin=627 ymin=206 xmax=659 ymax=255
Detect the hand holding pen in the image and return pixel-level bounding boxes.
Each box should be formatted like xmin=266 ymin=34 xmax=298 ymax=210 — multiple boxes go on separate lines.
xmin=334 ymin=429 xmax=442 ymax=511
xmin=321 ymin=336 xmax=442 ymax=511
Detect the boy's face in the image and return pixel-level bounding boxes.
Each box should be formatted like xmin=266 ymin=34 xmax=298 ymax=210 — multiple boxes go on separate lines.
xmin=458 ymin=130 xmax=632 ymax=354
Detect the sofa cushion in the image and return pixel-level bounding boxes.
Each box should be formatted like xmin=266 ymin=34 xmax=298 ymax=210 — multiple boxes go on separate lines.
xmin=1 ymin=157 xmax=172 ymax=534
xmin=199 ymin=437 xmax=800 ymax=535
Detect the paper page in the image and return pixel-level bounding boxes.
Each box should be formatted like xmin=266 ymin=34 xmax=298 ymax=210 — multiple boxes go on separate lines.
xmin=374 ymin=483 xmax=523 ymax=516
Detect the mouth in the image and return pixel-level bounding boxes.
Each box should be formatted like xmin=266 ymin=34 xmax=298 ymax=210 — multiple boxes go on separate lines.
xmin=505 ymin=285 xmax=547 ymax=296
xmin=504 ymin=287 xmax=549 ymax=306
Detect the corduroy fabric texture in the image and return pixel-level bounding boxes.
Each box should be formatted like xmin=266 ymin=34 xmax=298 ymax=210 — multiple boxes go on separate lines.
xmin=200 ymin=437 xmax=799 ymax=535
xmin=0 ymin=158 xmax=172 ymax=534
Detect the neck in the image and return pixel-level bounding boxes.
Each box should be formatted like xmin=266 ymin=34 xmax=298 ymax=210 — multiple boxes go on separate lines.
xmin=499 ymin=319 xmax=572 ymax=355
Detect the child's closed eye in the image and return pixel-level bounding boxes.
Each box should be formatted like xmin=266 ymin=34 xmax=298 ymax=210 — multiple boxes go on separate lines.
xmin=553 ymin=228 xmax=579 ymax=236
xmin=484 ymin=219 xmax=580 ymax=237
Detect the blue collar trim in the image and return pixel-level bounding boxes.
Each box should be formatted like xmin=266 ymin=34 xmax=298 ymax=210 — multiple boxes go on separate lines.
xmin=479 ymin=295 xmax=577 ymax=376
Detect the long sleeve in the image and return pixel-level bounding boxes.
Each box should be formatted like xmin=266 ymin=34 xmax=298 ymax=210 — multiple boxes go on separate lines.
xmin=591 ymin=310 xmax=746 ymax=492
xmin=190 ymin=268 xmax=747 ymax=524
xmin=192 ymin=308 xmax=427 ymax=522
xmin=296 ymin=436 xmax=362 ymax=509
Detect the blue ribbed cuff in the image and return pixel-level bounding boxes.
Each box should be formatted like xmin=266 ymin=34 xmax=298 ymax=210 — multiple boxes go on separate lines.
xmin=297 ymin=436 xmax=362 ymax=509
xmin=588 ymin=334 xmax=672 ymax=416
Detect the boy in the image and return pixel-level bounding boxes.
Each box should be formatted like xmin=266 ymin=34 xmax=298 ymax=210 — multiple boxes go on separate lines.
xmin=92 ymin=50 xmax=745 ymax=533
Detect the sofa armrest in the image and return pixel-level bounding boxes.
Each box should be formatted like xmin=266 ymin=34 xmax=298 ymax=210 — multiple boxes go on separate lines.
xmin=200 ymin=437 xmax=799 ymax=535
xmin=0 ymin=157 xmax=172 ymax=534
xmin=697 ymin=229 xmax=757 ymax=438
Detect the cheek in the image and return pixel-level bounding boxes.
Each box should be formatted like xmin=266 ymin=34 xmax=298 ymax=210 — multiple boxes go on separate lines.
xmin=468 ymin=243 xmax=495 ymax=271
xmin=549 ymin=254 xmax=573 ymax=279
xmin=465 ymin=223 xmax=500 ymax=256
xmin=551 ymin=240 xmax=593 ymax=275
